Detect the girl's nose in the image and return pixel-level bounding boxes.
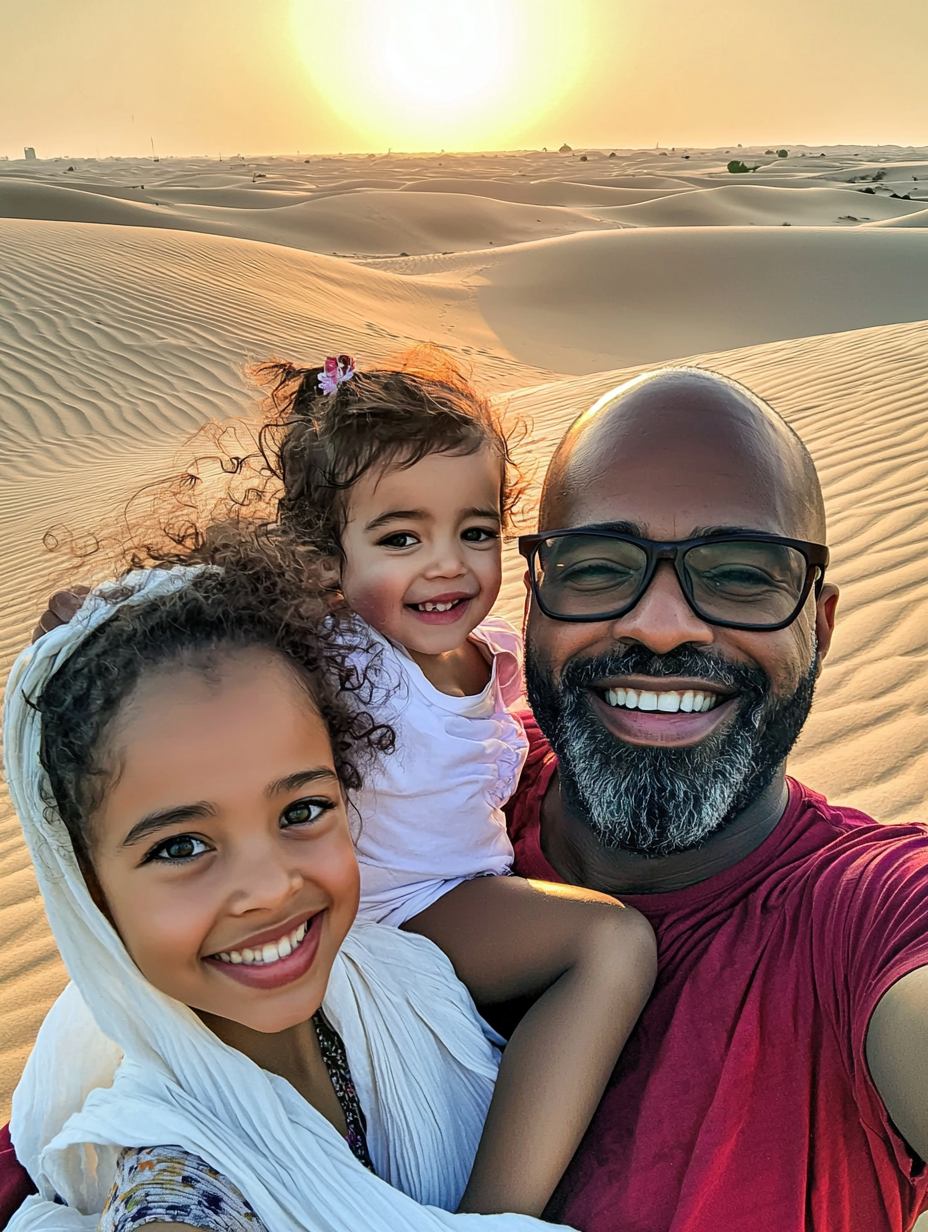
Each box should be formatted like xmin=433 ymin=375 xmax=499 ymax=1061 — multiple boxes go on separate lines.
xmin=227 ymin=839 xmax=302 ymax=915
xmin=423 ymin=538 xmax=469 ymax=578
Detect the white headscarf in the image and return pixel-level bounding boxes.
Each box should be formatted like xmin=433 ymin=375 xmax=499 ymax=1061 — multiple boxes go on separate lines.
xmin=3 ymin=568 xmax=559 ymax=1232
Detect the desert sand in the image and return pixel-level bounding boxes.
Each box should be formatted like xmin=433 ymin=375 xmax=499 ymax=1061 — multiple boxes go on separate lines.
xmin=2 ymin=144 xmax=928 ymax=1123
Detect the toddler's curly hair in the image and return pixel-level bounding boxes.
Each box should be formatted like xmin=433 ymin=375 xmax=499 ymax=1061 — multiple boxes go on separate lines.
xmin=254 ymin=349 xmax=524 ymax=562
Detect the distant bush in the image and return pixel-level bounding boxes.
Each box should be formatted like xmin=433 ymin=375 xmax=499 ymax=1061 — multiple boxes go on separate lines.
xmin=559 ymin=143 xmax=572 ymax=153
xmin=727 ymin=160 xmax=761 ymax=174
xmin=777 ymin=149 xmax=789 ymax=158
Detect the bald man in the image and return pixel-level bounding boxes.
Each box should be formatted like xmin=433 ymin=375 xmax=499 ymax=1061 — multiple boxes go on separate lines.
xmin=505 ymin=368 xmax=928 ymax=1231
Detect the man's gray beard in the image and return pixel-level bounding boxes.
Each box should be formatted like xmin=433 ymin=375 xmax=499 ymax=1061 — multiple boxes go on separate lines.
xmin=525 ymin=638 xmax=819 ymax=858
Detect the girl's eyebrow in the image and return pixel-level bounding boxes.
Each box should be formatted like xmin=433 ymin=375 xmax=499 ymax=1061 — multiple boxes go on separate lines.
xmin=120 ymin=770 xmax=337 ymax=847
xmin=122 ymin=803 xmax=215 ymax=848
xmin=266 ymin=768 xmax=339 ymax=797
xmin=463 ymin=506 xmax=502 ymax=522
xmin=365 ymin=507 xmax=426 ymax=531
xmin=365 ymin=505 xmax=501 ymax=532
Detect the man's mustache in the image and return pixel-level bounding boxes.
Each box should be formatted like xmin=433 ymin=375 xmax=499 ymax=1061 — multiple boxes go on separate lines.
xmin=558 ymin=643 xmax=770 ymax=702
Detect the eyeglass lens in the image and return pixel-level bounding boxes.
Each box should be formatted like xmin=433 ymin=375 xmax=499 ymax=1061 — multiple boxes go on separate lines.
xmin=532 ymin=535 xmax=810 ymax=626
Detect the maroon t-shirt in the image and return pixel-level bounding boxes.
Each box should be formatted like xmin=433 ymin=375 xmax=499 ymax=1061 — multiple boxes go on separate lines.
xmin=507 ymin=713 xmax=928 ymax=1232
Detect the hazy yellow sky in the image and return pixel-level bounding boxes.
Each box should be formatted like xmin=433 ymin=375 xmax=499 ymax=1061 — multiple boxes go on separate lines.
xmin=2 ymin=0 xmax=927 ymax=159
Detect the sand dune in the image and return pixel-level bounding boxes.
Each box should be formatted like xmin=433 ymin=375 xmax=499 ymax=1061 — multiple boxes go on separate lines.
xmin=594 ymin=183 xmax=928 ymax=227
xmin=2 ymin=144 xmax=928 ymax=1120
xmin=462 ymin=227 xmax=928 ymax=372
xmin=866 ymin=208 xmax=928 ymax=228
xmin=399 ymin=177 xmax=691 ymax=207
xmin=0 ymin=180 xmax=621 ymax=256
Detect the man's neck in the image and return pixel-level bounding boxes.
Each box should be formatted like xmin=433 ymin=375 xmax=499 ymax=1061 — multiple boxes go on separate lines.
xmin=539 ymin=768 xmax=790 ymax=895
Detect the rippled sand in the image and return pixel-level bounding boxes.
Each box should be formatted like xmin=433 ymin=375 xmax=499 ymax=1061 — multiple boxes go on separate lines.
xmin=2 ymin=144 xmax=928 ymax=1116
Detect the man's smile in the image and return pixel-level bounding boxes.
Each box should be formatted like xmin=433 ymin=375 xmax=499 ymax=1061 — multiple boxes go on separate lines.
xmin=590 ymin=676 xmax=741 ymax=747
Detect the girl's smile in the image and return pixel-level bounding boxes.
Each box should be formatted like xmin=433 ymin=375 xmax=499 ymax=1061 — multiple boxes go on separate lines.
xmin=205 ymin=910 xmax=324 ymax=990
xmin=89 ymin=647 xmax=360 ymax=1034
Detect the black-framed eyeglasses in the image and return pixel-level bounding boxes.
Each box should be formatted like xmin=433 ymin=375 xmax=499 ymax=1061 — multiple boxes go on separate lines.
xmin=518 ymin=526 xmax=830 ymax=631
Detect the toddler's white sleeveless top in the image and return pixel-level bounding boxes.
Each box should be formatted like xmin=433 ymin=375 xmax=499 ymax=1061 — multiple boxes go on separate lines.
xmin=348 ymin=615 xmax=529 ymax=927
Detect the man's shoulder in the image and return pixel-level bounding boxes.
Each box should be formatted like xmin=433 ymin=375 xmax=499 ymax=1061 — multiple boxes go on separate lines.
xmin=791 ymin=779 xmax=928 ymax=848
xmin=787 ymin=779 xmax=928 ymax=904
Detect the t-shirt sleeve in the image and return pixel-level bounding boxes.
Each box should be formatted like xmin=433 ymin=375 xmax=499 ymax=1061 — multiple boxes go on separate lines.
xmin=817 ymin=822 xmax=928 ymax=1174
xmin=100 ymin=1144 xmax=269 ymax=1232
xmin=476 ymin=616 xmax=526 ymax=709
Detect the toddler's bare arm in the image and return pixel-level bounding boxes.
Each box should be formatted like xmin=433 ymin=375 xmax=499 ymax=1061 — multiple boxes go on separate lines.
xmin=403 ymin=875 xmax=656 ymax=1217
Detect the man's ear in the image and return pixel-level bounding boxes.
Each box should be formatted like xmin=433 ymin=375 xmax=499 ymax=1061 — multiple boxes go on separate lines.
xmin=814 ymin=583 xmax=839 ymax=671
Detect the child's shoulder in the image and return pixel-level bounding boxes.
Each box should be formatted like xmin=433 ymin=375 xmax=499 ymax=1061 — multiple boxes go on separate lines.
xmin=470 ymin=616 xmax=524 ymax=707
xmin=471 ymin=614 xmax=523 ymax=660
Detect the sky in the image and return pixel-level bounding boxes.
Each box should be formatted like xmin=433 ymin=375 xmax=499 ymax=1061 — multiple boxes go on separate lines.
xmin=1 ymin=0 xmax=927 ymax=159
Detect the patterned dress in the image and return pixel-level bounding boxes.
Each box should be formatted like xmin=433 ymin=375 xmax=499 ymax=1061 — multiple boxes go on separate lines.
xmin=100 ymin=1011 xmax=374 ymax=1232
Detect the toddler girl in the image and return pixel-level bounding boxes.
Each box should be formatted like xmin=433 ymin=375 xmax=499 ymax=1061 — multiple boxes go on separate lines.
xmin=259 ymin=352 xmax=657 ymax=1217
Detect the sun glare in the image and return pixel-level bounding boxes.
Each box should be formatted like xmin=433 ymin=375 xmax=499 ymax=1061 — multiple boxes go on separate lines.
xmin=292 ymin=0 xmax=587 ymax=150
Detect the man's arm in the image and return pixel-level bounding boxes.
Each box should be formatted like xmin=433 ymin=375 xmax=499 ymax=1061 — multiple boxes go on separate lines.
xmin=867 ymin=966 xmax=928 ymax=1161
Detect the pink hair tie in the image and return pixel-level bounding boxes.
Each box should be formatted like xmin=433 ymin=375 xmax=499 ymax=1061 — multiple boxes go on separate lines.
xmin=318 ymin=354 xmax=355 ymax=395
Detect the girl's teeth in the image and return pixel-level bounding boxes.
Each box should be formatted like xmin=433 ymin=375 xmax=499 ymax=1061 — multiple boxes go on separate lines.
xmin=418 ymin=600 xmax=457 ymax=612
xmin=604 ymin=688 xmax=719 ymax=714
xmin=215 ymin=920 xmax=310 ymax=966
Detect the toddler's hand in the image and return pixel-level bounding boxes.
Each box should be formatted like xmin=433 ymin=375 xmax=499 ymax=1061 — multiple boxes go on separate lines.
xmin=31 ymin=586 xmax=90 ymax=643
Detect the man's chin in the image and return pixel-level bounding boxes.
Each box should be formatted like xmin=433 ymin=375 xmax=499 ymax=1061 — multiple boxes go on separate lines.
xmin=589 ymin=690 xmax=742 ymax=749
xmin=526 ymin=637 xmax=819 ymax=859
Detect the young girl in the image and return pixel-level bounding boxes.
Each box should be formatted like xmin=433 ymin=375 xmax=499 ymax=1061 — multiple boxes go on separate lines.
xmin=5 ymin=536 xmax=558 ymax=1232
xmin=258 ymin=352 xmax=657 ymax=1217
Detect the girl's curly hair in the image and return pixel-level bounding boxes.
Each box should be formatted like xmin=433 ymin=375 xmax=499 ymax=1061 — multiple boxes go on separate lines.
xmin=253 ymin=348 xmax=526 ymax=561
xmin=35 ymin=526 xmax=393 ymax=862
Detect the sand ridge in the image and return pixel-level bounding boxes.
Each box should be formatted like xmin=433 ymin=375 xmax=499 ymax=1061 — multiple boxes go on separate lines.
xmin=2 ymin=144 xmax=928 ymax=1120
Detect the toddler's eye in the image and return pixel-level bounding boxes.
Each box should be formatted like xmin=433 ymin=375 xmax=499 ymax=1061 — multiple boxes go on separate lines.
xmin=462 ymin=526 xmax=499 ymax=543
xmin=281 ymin=798 xmax=334 ymax=828
xmin=147 ymin=834 xmax=210 ymax=863
xmin=377 ymin=532 xmax=419 ymax=549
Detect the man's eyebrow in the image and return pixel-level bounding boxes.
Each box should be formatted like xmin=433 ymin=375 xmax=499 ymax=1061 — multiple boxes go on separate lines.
xmin=577 ymin=520 xmax=642 ymax=536
xmin=266 ymin=768 xmax=339 ymax=797
xmin=690 ymin=525 xmax=775 ymax=538
xmin=121 ymin=803 xmax=215 ymax=848
xmin=364 ymin=508 xmax=428 ymax=532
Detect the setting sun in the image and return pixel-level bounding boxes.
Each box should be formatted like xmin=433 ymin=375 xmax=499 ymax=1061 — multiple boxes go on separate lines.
xmin=292 ymin=0 xmax=588 ymax=150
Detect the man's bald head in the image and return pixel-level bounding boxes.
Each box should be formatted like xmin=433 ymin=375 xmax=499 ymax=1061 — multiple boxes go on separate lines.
xmin=540 ymin=368 xmax=826 ymax=544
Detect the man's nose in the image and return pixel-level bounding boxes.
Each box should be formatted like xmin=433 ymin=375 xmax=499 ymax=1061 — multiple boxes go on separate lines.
xmin=607 ymin=561 xmax=715 ymax=654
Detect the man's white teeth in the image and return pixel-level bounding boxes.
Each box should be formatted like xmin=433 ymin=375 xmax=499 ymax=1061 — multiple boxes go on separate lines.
xmin=603 ymin=688 xmax=719 ymax=714
xmin=215 ymin=919 xmax=308 ymax=966
xmin=417 ymin=600 xmax=458 ymax=612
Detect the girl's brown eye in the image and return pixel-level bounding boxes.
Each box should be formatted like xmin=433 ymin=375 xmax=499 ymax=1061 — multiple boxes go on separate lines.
xmin=377 ymin=532 xmax=418 ymax=549
xmin=148 ymin=834 xmax=209 ymax=863
xmin=281 ymin=798 xmax=333 ymax=828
